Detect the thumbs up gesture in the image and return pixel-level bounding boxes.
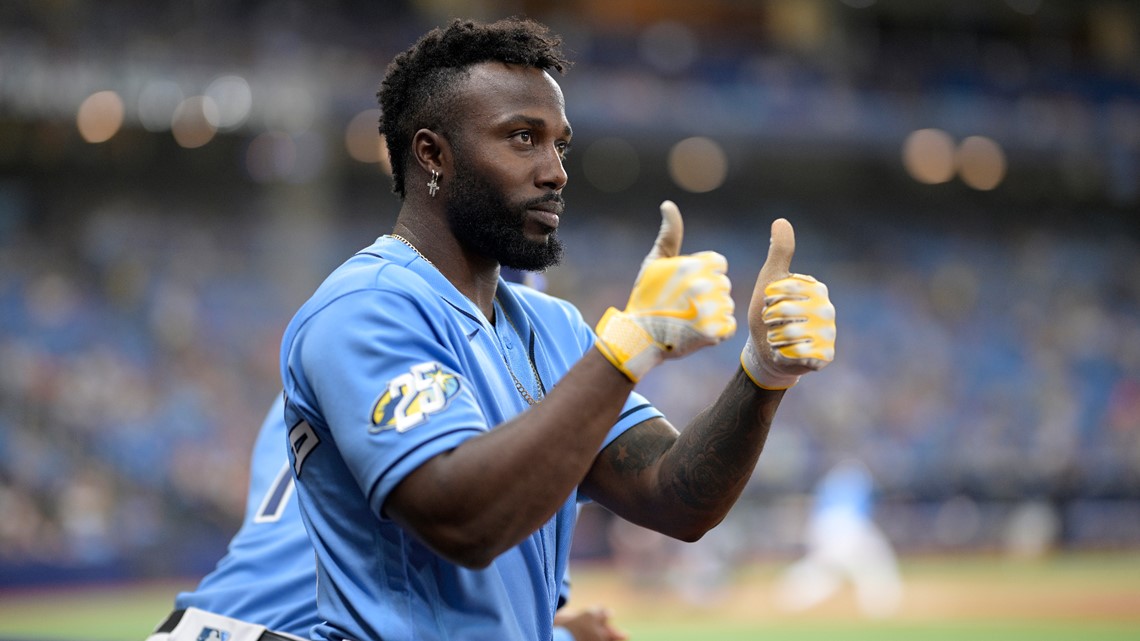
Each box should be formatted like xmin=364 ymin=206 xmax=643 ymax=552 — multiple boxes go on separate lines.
xmin=741 ymin=219 xmax=836 ymax=390
xmin=595 ymin=201 xmax=737 ymax=382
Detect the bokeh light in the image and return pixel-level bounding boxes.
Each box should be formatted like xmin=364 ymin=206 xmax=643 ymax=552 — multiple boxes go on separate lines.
xmin=667 ymin=136 xmax=728 ymax=193
xmin=76 ymin=91 xmax=124 ymax=144
xmin=902 ymin=128 xmax=956 ymax=184
xmin=956 ymin=135 xmax=1007 ymax=191
xmin=171 ymin=96 xmax=219 ymax=149
xmin=344 ymin=108 xmax=391 ymax=174
xmin=204 ymin=75 xmax=253 ymax=131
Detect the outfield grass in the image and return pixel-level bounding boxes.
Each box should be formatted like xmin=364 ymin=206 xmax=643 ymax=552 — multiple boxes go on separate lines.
xmin=1 ymin=552 xmax=1137 ymax=641
xmin=0 ymin=581 xmax=177 ymax=641
xmin=621 ymin=621 xmax=1140 ymax=641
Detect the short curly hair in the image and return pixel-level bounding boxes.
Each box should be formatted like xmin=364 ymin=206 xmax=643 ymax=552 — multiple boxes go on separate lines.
xmin=377 ymin=17 xmax=571 ymax=198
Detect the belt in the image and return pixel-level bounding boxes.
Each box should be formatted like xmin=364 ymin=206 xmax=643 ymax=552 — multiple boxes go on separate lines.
xmin=155 ymin=609 xmax=298 ymax=641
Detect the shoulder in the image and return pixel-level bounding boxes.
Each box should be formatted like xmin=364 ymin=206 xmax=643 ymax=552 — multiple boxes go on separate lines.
xmin=282 ymin=251 xmax=458 ymax=370
xmin=322 ymin=251 xmax=435 ymax=304
xmin=294 ymin=251 xmax=442 ymax=326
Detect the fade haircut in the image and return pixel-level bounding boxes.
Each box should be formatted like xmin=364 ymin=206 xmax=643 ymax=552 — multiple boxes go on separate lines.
xmin=377 ymin=17 xmax=571 ymax=198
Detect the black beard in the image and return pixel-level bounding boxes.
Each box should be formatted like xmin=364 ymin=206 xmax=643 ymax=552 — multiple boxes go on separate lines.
xmin=444 ymin=166 xmax=564 ymax=272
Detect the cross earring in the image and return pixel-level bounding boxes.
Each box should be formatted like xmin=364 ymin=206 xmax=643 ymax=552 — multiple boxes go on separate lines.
xmin=427 ymin=170 xmax=440 ymax=198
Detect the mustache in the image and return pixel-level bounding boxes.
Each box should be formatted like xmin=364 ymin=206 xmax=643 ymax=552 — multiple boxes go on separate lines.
xmin=521 ymin=193 xmax=565 ymax=210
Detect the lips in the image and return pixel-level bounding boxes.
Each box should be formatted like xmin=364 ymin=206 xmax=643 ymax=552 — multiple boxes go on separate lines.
xmin=527 ymin=201 xmax=563 ymax=229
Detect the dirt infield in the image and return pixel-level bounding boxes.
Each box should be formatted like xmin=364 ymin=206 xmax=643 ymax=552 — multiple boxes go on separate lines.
xmin=565 ymin=553 xmax=1140 ymax=626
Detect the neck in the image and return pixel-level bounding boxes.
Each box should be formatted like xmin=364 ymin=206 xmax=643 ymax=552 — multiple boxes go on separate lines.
xmin=393 ymin=210 xmax=500 ymax=320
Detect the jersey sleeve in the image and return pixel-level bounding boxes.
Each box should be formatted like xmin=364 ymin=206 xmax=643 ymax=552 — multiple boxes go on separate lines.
xmin=285 ymin=287 xmax=488 ymax=519
xmin=605 ymin=389 xmax=660 ymax=449
xmin=559 ymin=298 xmax=663 ymax=449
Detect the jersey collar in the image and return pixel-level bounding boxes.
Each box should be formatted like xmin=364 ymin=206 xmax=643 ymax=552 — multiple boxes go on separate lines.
xmin=372 ymin=235 xmax=491 ymax=335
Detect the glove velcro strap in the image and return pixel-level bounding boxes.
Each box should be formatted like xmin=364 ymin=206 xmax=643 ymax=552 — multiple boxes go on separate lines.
xmin=595 ymin=307 xmax=660 ymax=383
xmin=740 ymin=338 xmax=800 ymax=391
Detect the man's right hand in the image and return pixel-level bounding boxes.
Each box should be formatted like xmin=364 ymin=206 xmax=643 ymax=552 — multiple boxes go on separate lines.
xmin=595 ymin=200 xmax=736 ymax=382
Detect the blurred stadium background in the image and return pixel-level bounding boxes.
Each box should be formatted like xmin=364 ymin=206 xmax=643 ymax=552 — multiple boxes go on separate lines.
xmin=1 ymin=0 xmax=1138 ymax=638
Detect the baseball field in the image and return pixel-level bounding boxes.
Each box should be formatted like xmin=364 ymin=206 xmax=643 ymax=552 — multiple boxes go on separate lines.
xmin=0 ymin=552 xmax=1137 ymax=641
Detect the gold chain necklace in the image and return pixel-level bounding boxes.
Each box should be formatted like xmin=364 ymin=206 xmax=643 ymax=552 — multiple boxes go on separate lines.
xmin=496 ymin=300 xmax=546 ymax=406
xmin=390 ymin=234 xmax=544 ymax=406
xmin=390 ymin=234 xmax=433 ymax=265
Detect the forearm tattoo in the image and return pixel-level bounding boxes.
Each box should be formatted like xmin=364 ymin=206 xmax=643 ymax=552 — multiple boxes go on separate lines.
xmin=608 ymin=423 xmax=675 ymax=475
xmin=665 ymin=370 xmax=781 ymax=511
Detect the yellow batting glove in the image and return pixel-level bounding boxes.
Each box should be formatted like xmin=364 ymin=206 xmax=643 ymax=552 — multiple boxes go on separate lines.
xmin=596 ymin=201 xmax=737 ymax=382
xmin=742 ymin=219 xmax=836 ymax=390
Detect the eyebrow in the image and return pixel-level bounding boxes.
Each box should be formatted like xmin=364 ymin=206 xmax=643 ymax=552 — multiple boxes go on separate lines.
xmin=503 ymin=114 xmax=573 ymax=138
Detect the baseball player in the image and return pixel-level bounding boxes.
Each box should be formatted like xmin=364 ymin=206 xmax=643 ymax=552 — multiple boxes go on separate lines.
xmin=775 ymin=458 xmax=903 ymax=618
xmin=148 ymin=278 xmax=626 ymax=641
xmin=279 ymin=17 xmax=835 ymax=641
xmin=148 ymin=394 xmax=626 ymax=641
xmin=770 ymin=456 xmax=902 ymax=615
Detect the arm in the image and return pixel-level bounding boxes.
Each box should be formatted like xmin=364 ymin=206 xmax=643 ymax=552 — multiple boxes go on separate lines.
xmin=581 ymin=374 xmax=782 ymax=541
xmin=582 ymin=217 xmax=836 ymax=541
xmin=386 ymin=350 xmax=633 ymax=568
xmin=386 ymin=203 xmax=735 ymax=567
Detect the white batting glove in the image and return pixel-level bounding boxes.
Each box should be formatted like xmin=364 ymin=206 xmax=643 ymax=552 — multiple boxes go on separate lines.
xmin=595 ymin=201 xmax=737 ymax=382
xmin=741 ymin=219 xmax=836 ymax=390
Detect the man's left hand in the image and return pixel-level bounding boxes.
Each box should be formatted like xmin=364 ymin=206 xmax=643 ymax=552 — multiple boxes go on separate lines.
xmin=741 ymin=218 xmax=836 ymax=390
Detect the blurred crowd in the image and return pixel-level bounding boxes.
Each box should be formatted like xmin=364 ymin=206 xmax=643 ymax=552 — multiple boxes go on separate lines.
xmin=0 ymin=202 xmax=292 ymax=577
xmin=1 ymin=196 xmax=1137 ymax=582
xmin=1 ymin=0 xmax=1138 ymax=585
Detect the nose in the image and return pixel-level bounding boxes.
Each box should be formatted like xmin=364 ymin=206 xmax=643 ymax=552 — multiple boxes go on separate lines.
xmin=536 ymin=144 xmax=568 ymax=191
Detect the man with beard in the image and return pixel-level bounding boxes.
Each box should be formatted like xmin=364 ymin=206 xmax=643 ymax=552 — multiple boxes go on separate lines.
xmin=280 ymin=17 xmax=836 ymax=641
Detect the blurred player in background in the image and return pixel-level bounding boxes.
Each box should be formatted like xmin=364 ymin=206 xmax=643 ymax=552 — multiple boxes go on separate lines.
xmin=278 ymin=17 xmax=835 ymax=641
xmin=147 ymin=268 xmax=627 ymax=641
xmin=774 ymin=457 xmax=903 ymax=618
xmin=145 ymin=395 xmax=318 ymax=641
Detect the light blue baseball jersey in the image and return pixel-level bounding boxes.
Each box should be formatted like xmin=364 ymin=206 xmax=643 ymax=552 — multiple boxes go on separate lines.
xmin=281 ymin=235 xmax=660 ymax=641
xmin=174 ymin=392 xmax=582 ymax=640
xmin=174 ymin=394 xmax=320 ymax=635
